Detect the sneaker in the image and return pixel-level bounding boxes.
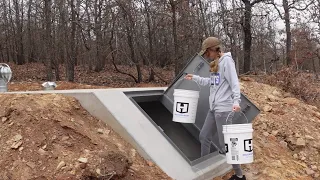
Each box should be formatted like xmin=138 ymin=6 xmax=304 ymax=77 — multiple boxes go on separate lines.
xmin=228 ymin=175 xmax=246 ymax=180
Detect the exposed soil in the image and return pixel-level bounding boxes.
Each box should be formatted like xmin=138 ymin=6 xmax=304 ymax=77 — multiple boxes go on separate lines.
xmin=214 ymin=78 xmax=320 ymax=180
xmin=0 ymin=94 xmax=171 ymax=180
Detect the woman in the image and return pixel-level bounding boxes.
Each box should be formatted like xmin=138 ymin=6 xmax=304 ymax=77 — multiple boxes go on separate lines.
xmin=185 ymin=37 xmax=246 ymax=180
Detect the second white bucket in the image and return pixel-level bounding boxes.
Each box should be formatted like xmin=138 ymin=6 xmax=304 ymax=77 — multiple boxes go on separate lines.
xmin=222 ymin=112 xmax=254 ymax=164
xmin=172 ymin=80 xmax=200 ymax=123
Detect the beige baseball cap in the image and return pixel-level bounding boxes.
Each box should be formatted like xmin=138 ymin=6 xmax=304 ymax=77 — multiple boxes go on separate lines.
xmin=198 ymin=37 xmax=222 ymax=56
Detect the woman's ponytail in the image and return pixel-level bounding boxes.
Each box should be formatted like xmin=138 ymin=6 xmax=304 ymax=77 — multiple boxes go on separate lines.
xmin=209 ymin=46 xmax=222 ymax=73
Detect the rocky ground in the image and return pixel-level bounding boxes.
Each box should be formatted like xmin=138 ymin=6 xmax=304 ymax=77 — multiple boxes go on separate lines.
xmin=3 ymin=78 xmax=320 ymax=180
xmin=0 ymin=94 xmax=170 ymax=180
xmin=214 ymin=77 xmax=320 ymax=180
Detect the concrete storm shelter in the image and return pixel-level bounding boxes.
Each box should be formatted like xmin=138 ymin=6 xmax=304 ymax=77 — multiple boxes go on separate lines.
xmin=7 ymin=55 xmax=260 ymax=180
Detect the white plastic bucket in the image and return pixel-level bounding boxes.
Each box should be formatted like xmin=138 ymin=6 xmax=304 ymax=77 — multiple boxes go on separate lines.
xmin=172 ymin=79 xmax=200 ymax=123
xmin=222 ymin=112 xmax=254 ymax=164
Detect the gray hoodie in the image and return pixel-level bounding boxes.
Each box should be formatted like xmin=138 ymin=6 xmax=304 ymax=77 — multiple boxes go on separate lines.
xmin=192 ymin=52 xmax=241 ymax=112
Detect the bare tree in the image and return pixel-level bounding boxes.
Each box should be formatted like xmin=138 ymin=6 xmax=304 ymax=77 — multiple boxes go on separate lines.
xmin=66 ymin=0 xmax=76 ymax=81
xmin=268 ymin=0 xmax=314 ymax=66
xmin=0 ymin=0 xmax=317 ymax=82
xmin=168 ymin=0 xmax=180 ymax=76
xmin=241 ymin=0 xmax=266 ymax=73
xmin=141 ymin=0 xmax=155 ymax=81
xmin=13 ymin=0 xmax=25 ymax=65
xmin=117 ymin=0 xmax=142 ymax=83
xmin=44 ymin=0 xmax=53 ymax=81
xmin=218 ymin=0 xmax=241 ymax=73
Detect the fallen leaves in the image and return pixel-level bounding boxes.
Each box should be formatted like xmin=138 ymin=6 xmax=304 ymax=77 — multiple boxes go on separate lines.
xmin=8 ymin=62 xmax=174 ymax=91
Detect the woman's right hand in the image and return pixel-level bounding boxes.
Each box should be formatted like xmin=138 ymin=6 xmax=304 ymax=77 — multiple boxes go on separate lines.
xmin=184 ymin=74 xmax=193 ymax=80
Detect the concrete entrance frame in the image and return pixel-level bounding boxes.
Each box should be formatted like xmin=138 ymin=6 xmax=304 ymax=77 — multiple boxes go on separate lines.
xmin=7 ymin=87 xmax=232 ymax=180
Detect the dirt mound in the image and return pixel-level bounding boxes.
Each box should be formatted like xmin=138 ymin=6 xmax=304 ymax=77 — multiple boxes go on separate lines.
xmin=215 ymin=79 xmax=320 ymax=180
xmin=254 ymin=67 xmax=320 ymax=108
xmin=0 ymin=94 xmax=170 ymax=180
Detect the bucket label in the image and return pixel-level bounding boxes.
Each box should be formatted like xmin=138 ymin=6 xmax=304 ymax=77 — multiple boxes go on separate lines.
xmin=176 ymin=102 xmax=189 ymax=114
xmin=210 ymin=73 xmax=220 ymax=86
xmin=230 ymin=138 xmax=239 ymax=161
xmin=244 ymin=139 xmax=253 ymax=152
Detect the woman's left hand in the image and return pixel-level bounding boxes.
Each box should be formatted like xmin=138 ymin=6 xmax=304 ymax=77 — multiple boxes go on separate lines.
xmin=233 ymin=104 xmax=241 ymax=112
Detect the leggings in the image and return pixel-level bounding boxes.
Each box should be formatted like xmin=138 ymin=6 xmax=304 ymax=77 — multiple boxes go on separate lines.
xmin=199 ymin=110 xmax=243 ymax=177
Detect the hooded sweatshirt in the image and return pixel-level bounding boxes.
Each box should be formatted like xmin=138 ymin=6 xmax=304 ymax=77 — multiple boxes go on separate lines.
xmin=192 ymin=52 xmax=241 ymax=112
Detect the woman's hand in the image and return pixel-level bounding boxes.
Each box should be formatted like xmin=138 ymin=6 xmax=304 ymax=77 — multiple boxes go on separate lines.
xmin=233 ymin=104 xmax=241 ymax=112
xmin=184 ymin=74 xmax=193 ymax=80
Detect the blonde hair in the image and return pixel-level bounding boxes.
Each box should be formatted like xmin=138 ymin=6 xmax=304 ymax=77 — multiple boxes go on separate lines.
xmin=209 ymin=45 xmax=222 ymax=73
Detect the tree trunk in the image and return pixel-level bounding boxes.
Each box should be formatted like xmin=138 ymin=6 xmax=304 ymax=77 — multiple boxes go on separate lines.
xmin=14 ymin=0 xmax=25 ymax=65
xmin=144 ymin=0 xmax=155 ymax=81
xmin=243 ymin=1 xmax=252 ymax=73
xmin=169 ymin=0 xmax=179 ymax=76
xmin=51 ymin=9 xmax=59 ymax=81
xmin=283 ymin=0 xmax=291 ymax=66
xmin=220 ymin=0 xmax=238 ymax=73
xmin=232 ymin=0 xmax=239 ymax=74
xmin=85 ymin=0 xmax=92 ymax=71
xmin=127 ymin=20 xmax=142 ymax=83
xmin=66 ymin=0 xmax=76 ymax=82
xmin=8 ymin=0 xmax=17 ymax=64
xmin=109 ymin=11 xmax=116 ymax=63
xmin=118 ymin=0 xmax=142 ymax=83
xmin=198 ymin=0 xmax=209 ymax=37
xmin=27 ymin=0 xmax=35 ymax=63
xmin=44 ymin=0 xmax=53 ymax=81
xmin=94 ymin=0 xmax=104 ymax=72
xmin=2 ymin=0 xmax=11 ymax=62
xmin=75 ymin=0 xmax=81 ymax=66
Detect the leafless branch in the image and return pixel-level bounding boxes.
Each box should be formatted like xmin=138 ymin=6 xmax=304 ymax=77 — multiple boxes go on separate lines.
xmin=265 ymin=1 xmax=284 ymax=19
xmin=290 ymin=1 xmax=314 ymax=11
xmin=251 ymin=0 xmax=267 ymax=6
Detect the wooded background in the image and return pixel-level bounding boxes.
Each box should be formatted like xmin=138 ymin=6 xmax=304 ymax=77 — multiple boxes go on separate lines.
xmin=0 ymin=0 xmax=319 ymax=82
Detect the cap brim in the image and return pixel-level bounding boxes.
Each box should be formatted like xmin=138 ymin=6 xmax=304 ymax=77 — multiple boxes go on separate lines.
xmin=198 ymin=50 xmax=206 ymax=56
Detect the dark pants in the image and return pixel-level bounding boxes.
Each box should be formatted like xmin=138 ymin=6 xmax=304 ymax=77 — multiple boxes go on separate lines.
xmin=199 ymin=110 xmax=243 ymax=177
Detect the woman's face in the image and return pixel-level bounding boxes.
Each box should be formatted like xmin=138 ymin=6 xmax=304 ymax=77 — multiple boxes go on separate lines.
xmin=205 ymin=47 xmax=220 ymax=61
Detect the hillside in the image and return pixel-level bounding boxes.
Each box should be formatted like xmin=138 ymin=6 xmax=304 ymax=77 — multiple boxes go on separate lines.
xmin=215 ymin=78 xmax=320 ymax=180
xmin=0 ymin=94 xmax=170 ymax=180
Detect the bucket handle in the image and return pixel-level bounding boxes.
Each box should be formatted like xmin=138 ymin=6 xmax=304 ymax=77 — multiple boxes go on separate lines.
xmin=174 ymin=75 xmax=201 ymax=91
xmin=225 ymin=111 xmax=249 ymax=125
xmin=225 ymin=111 xmax=250 ymax=133
xmin=0 ymin=63 xmax=10 ymax=68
